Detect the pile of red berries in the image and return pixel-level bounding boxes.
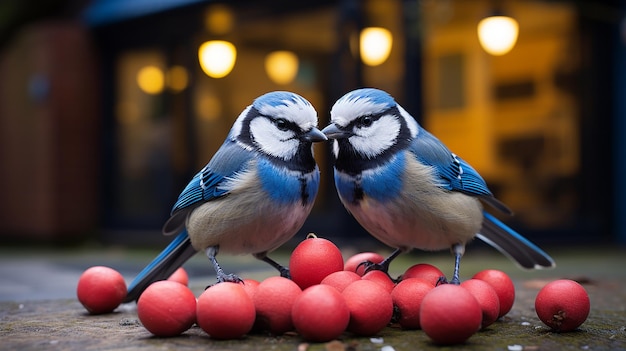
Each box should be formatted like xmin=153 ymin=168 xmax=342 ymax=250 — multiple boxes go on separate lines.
xmin=76 ymin=234 xmax=590 ymax=344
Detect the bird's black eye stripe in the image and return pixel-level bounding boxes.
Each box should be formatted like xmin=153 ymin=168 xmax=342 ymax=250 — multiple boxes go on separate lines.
xmin=352 ymin=114 xmax=377 ymax=129
xmin=275 ymin=118 xmax=289 ymax=131
xmin=358 ymin=115 xmax=373 ymax=127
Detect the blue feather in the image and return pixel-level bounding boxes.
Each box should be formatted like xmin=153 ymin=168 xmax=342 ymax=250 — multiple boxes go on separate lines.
xmin=257 ymin=158 xmax=319 ymax=205
xmin=343 ymin=88 xmax=396 ymax=108
xmin=253 ymin=91 xmax=311 ymax=109
xmin=411 ymin=128 xmax=493 ymax=198
xmin=124 ymin=230 xmax=197 ymax=302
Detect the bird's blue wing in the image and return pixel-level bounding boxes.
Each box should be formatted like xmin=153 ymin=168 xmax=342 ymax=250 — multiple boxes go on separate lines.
xmin=162 ymin=140 xmax=256 ymax=236
xmin=410 ymin=129 xmax=492 ymax=197
xmin=171 ymin=140 xmax=254 ymax=213
xmin=410 ymin=129 xmax=512 ymax=214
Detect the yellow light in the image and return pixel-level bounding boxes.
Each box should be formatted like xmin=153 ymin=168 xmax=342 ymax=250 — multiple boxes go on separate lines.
xmin=198 ymin=40 xmax=237 ymax=78
xmin=136 ymin=65 xmax=164 ymax=94
xmin=265 ymin=51 xmax=299 ymax=85
xmin=196 ymin=93 xmax=222 ymax=121
xmin=167 ymin=65 xmax=189 ymax=92
xmin=359 ymin=27 xmax=393 ymax=66
xmin=477 ymin=16 xmax=519 ymax=56
xmin=204 ymin=4 xmax=234 ymax=35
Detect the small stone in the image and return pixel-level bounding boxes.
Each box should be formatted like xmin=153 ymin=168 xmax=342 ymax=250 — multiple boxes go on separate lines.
xmin=370 ymin=337 xmax=384 ymax=344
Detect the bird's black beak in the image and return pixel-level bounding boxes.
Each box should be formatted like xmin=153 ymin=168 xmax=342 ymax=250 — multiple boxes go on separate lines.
xmin=301 ymin=127 xmax=327 ymax=142
xmin=321 ymin=124 xmax=352 ymax=139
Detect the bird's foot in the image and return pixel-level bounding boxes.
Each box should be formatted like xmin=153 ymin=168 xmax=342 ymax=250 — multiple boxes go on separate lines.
xmin=357 ymin=260 xmax=390 ymax=274
xmin=277 ymin=267 xmax=291 ymax=280
xmin=357 ymin=248 xmax=403 ymax=276
xmin=217 ymin=272 xmax=243 ymax=284
xmin=256 ymin=254 xmax=291 ymax=279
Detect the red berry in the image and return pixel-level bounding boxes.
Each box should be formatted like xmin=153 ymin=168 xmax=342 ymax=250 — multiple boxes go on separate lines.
xmin=289 ymin=234 xmax=344 ymax=290
xmin=535 ymin=279 xmax=590 ymax=332
xmin=241 ymin=278 xmax=260 ymax=300
xmin=342 ymin=280 xmax=394 ymax=336
xmin=292 ymin=284 xmax=350 ymax=342
xmin=76 ymin=266 xmax=127 ymax=314
xmin=461 ymin=279 xmax=500 ymax=328
xmin=420 ymin=284 xmax=482 ymax=345
xmin=321 ymin=270 xmax=361 ymax=292
xmin=253 ymin=276 xmax=302 ymax=335
xmin=196 ymin=282 xmax=255 ymax=339
xmin=391 ymin=278 xmax=434 ymax=329
xmin=137 ymin=280 xmax=196 ymax=337
xmin=344 ymin=252 xmax=385 ymax=276
xmin=361 ymin=270 xmax=395 ymax=293
xmin=472 ymin=269 xmax=515 ymax=317
xmin=401 ymin=263 xmax=446 ymax=286
xmin=167 ymin=267 xmax=189 ymax=286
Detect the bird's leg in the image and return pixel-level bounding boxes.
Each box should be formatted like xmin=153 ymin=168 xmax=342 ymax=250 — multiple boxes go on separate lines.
xmin=358 ymin=248 xmax=403 ymax=275
xmin=450 ymin=243 xmax=465 ymax=285
xmin=254 ymin=253 xmax=291 ymax=279
xmin=205 ymin=246 xmax=242 ymax=284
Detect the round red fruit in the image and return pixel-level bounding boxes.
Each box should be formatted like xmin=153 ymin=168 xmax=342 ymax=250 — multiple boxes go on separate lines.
xmin=391 ymin=278 xmax=434 ymax=329
xmin=137 ymin=280 xmax=196 ymax=337
xmin=289 ymin=234 xmax=344 ymax=290
xmin=321 ymin=270 xmax=361 ymax=292
xmin=420 ymin=284 xmax=482 ymax=345
xmin=472 ymin=269 xmax=515 ymax=317
xmin=401 ymin=263 xmax=446 ymax=286
xmin=461 ymin=279 xmax=500 ymax=328
xmin=76 ymin=266 xmax=127 ymax=314
xmin=342 ymin=279 xmax=393 ymax=336
xmin=167 ymin=267 xmax=189 ymax=286
xmin=196 ymin=282 xmax=255 ymax=339
xmin=241 ymin=278 xmax=260 ymax=300
xmin=344 ymin=252 xmax=385 ymax=276
xmin=253 ymin=276 xmax=302 ymax=335
xmin=361 ymin=270 xmax=395 ymax=293
xmin=535 ymin=279 xmax=590 ymax=332
xmin=292 ymin=284 xmax=350 ymax=342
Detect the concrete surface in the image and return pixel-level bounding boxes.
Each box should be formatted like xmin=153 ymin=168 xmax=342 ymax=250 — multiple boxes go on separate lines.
xmin=1 ymin=244 xmax=625 ymax=350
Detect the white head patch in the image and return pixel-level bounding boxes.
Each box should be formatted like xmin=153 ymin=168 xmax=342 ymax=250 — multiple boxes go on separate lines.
xmin=249 ymin=117 xmax=299 ymax=160
xmin=349 ymin=114 xmax=401 ymax=158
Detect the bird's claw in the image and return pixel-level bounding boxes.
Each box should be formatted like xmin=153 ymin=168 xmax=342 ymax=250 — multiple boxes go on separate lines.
xmin=278 ymin=267 xmax=291 ymax=280
xmin=357 ymin=260 xmax=386 ymax=274
xmin=217 ymin=272 xmax=243 ymax=284
xmin=435 ymin=276 xmax=449 ymax=286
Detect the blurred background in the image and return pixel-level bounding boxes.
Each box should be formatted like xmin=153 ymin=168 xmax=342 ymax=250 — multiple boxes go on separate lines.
xmin=0 ymin=0 xmax=624 ymax=251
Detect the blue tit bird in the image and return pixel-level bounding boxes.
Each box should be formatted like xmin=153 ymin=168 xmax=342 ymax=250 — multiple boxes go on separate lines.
xmin=124 ymin=91 xmax=327 ymax=302
xmin=321 ymin=88 xmax=554 ymax=284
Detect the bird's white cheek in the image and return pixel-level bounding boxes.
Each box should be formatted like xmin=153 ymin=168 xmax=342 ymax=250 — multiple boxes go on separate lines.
xmin=349 ymin=116 xmax=400 ymax=158
xmin=250 ymin=118 xmax=298 ymax=160
xmin=332 ymin=140 xmax=339 ymax=159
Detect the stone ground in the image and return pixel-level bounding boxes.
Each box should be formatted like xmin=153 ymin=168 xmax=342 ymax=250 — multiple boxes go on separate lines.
xmin=1 ymin=244 xmax=625 ymax=350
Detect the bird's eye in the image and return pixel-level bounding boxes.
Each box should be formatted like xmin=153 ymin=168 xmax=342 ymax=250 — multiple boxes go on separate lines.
xmin=358 ymin=116 xmax=373 ymax=128
xmin=275 ymin=118 xmax=288 ymax=131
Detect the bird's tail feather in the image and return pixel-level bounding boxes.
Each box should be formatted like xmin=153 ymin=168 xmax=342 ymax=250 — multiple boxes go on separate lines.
xmin=124 ymin=230 xmax=197 ymax=303
xmin=477 ymin=212 xmax=555 ymax=270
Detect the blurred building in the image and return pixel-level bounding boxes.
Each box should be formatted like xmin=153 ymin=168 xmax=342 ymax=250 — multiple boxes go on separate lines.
xmin=0 ymin=0 xmax=624 ymax=248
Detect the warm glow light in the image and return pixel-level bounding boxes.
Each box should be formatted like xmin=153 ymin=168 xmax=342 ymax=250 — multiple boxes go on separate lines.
xmin=136 ymin=65 xmax=164 ymax=94
xmin=204 ymin=4 xmax=234 ymax=35
xmin=196 ymin=93 xmax=222 ymax=121
xmin=265 ymin=51 xmax=299 ymax=85
xmin=167 ymin=65 xmax=189 ymax=92
xmin=198 ymin=40 xmax=237 ymax=78
xmin=359 ymin=27 xmax=393 ymax=66
xmin=477 ymin=16 xmax=519 ymax=56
